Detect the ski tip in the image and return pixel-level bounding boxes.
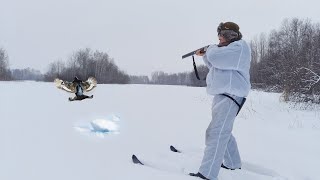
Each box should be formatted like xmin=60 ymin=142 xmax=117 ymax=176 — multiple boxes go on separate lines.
xmin=132 ymin=154 xmax=144 ymax=165
xmin=170 ymin=145 xmax=181 ymax=153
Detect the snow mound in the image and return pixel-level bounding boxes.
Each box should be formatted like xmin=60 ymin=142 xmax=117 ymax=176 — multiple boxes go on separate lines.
xmin=90 ymin=118 xmax=119 ymax=132
xmin=74 ymin=114 xmax=120 ymax=137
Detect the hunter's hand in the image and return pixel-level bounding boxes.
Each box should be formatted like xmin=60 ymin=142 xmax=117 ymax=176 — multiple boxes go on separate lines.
xmin=196 ymin=49 xmax=205 ymax=56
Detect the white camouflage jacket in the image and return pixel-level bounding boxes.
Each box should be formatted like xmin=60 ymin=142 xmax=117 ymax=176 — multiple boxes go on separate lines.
xmin=203 ymin=40 xmax=251 ymax=97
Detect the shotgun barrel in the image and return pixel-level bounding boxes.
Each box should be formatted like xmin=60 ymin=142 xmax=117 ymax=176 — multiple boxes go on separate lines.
xmin=182 ymin=45 xmax=210 ymax=59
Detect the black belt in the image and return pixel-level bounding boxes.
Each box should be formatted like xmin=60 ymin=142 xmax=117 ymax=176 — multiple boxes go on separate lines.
xmin=221 ymin=94 xmax=246 ymax=116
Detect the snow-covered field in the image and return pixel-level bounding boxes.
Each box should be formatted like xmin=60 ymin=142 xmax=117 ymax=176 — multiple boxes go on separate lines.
xmin=1 ymin=81 xmax=319 ymax=180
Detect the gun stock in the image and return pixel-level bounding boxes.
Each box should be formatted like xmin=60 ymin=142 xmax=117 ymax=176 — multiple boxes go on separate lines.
xmin=182 ymin=45 xmax=210 ymax=59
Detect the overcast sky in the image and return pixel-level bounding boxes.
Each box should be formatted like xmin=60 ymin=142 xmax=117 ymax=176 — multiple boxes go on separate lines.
xmin=1 ymin=0 xmax=320 ymax=76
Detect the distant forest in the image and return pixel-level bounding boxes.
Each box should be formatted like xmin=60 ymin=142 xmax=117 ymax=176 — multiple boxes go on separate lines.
xmin=1 ymin=18 xmax=320 ymax=103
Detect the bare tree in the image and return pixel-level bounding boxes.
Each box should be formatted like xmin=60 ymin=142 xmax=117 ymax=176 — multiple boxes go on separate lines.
xmin=0 ymin=48 xmax=11 ymax=80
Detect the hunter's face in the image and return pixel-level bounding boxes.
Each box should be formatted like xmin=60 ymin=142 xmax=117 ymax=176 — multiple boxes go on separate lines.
xmin=218 ymin=35 xmax=227 ymax=44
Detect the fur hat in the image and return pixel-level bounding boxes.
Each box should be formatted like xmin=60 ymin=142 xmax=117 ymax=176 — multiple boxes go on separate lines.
xmin=217 ymin=22 xmax=242 ymax=42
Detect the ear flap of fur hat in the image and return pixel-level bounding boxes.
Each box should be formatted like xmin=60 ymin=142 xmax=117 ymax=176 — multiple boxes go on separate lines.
xmin=220 ymin=30 xmax=242 ymax=42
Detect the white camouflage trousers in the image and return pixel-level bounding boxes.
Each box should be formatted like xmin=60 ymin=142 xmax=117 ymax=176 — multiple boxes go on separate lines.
xmin=199 ymin=94 xmax=243 ymax=180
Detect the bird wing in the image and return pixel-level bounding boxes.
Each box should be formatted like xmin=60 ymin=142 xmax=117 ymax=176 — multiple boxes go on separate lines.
xmin=54 ymin=78 xmax=76 ymax=93
xmin=81 ymin=77 xmax=97 ymax=92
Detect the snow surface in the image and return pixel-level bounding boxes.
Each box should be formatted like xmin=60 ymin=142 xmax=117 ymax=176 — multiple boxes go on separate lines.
xmin=1 ymin=81 xmax=319 ymax=180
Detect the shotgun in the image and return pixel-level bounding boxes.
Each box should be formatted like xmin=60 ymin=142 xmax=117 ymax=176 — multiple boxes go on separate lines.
xmin=182 ymin=45 xmax=210 ymax=59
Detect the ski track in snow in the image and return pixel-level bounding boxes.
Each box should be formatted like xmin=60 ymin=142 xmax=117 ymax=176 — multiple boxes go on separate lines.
xmin=133 ymin=146 xmax=289 ymax=180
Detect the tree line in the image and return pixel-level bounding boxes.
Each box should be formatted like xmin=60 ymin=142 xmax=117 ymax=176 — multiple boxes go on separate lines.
xmin=0 ymin=48 xmax=130 ymax=84
xmin=44 ymin=48 xmax=130 ymax=84
xmin=0 ymin=45 xmax=207 ymax=86
xmin=250 ymin=18 xmax=320 ymax=103
xmin=130 ymin=65 xmax=209 ymax=87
